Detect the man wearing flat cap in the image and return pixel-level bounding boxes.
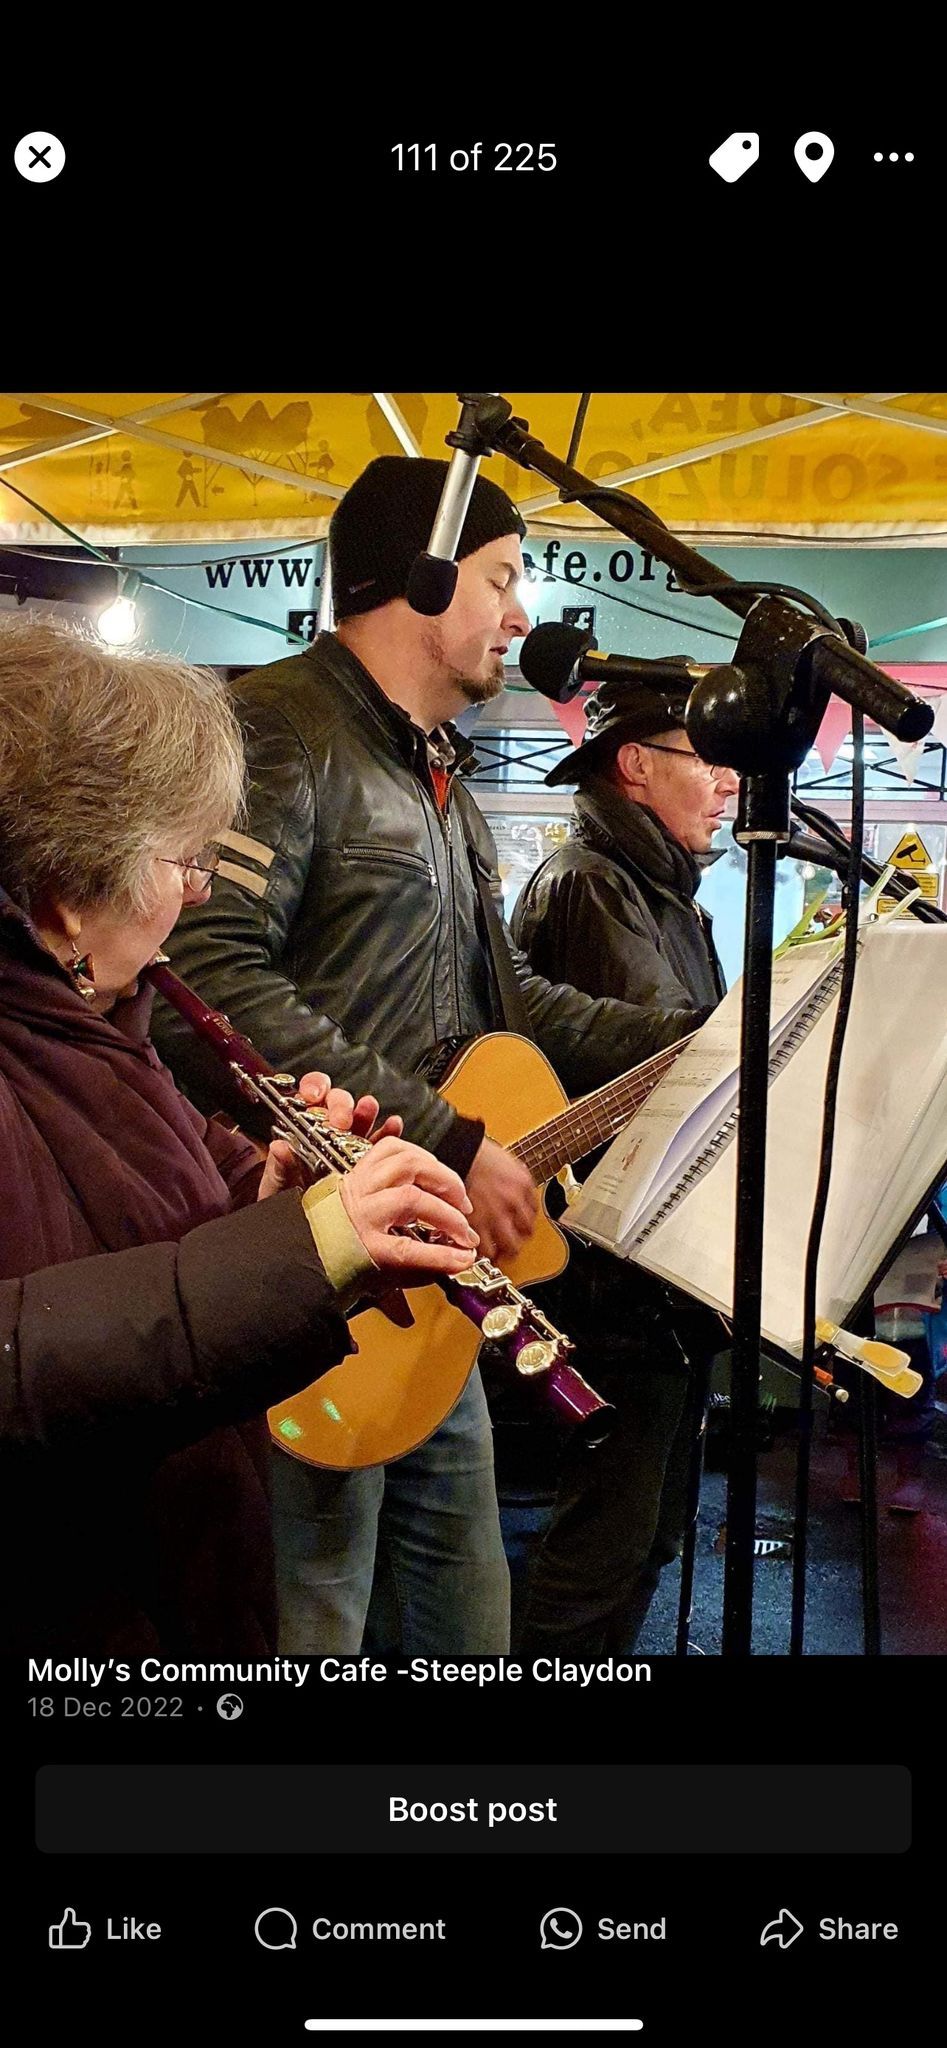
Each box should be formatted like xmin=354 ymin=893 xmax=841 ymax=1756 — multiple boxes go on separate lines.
xmin=154 ymin=456 xmax=694 ymax=1657
xmin=511 ymin=670 xmax=739 ymax=1656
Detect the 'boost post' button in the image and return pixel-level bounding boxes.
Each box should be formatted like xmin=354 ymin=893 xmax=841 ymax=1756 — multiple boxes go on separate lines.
xmin=389 ymin=1797 xmax=558 ymax=1836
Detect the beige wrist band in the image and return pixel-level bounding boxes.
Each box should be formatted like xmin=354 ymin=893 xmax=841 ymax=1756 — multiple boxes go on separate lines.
xmin=302 ymin=1176 xmax=378 ymax=1311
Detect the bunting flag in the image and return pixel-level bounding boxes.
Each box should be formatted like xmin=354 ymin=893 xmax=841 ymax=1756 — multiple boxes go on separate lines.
xmin=929 ymin=694 xmax=947 ymax=748
xmin=547 ymin=693 xmax=593 ymax=748
xmin=889 ymin=734 xmax=926 ymax=784
xmin=815 ymin=698 xmax=853 ymax=772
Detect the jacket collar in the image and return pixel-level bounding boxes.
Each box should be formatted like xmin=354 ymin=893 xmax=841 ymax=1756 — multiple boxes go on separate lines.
xmin=0 ymin=879 xmax=74 ymax=984
xmin=308 ymin=632 xmax=477 ymax=778
xmin=0 ymin=882 xmax=156 ymax=1046
xmin=573 ymin=776 xmax=711 ymax=904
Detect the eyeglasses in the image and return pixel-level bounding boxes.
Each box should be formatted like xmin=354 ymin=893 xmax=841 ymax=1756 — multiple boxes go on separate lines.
xmin=158 ymin=844 xmax=221 ymax=890
xmin=638 ymin=742 xmax=729 ymax=778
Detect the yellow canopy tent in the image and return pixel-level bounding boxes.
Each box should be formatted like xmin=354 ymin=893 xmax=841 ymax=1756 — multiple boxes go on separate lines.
xmin=3 ymin=392 xmax=947 ymax=546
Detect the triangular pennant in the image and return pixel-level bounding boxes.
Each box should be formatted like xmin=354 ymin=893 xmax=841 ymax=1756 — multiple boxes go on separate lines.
xmin=930 ymin=694 xmax=947 ymax=748
xmin=890 ymin=735 xmax=924 ymax=784
xmin=547 ymin=692 xmax=593 ymax=748
xmin=815 ymin=696 xmax=852 ymax=772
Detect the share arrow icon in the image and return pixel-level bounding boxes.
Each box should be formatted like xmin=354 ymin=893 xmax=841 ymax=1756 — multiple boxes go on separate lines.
xmin=760 ymin=1908 xmax=805 ymax=1949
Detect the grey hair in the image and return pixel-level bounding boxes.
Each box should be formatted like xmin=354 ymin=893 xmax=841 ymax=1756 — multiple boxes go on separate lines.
xmin=0 ymin=614 xmax=246 ymax=916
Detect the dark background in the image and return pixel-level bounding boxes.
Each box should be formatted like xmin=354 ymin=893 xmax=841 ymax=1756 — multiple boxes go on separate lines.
xmin=2 ymin=103 xmax=940 ymax=386
xmin=3 ymin=87 xmax=941 ymax=2044
xmin=6 ymin=1658 xmax=934 ymax=2044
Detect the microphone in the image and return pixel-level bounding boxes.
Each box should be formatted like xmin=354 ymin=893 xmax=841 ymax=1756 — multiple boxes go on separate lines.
xmin=518 ymin=620 xmax=711 ymax=703
xmin=521 ymin=621 xmax=934 ymax=753
xmin=785 ymin=828 xmax=852 ymax=871
xmin=406 ymin=392 xmax=497 ymax=616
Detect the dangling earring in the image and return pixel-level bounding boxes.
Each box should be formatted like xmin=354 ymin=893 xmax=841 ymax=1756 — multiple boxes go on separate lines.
xmin=69 ymin=944 xmax=97 ymax=1001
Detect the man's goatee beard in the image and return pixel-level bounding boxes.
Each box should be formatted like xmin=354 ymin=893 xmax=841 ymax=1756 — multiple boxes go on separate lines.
xmin=456 ymin=660 xmax=506 ymax=707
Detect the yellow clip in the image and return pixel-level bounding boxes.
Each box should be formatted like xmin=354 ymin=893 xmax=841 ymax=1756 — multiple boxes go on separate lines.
xmin=815 ymin=1318 xmax=923 ymax=1400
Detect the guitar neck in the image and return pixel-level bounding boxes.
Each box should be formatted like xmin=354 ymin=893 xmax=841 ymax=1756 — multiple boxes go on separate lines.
xmin=511 ymin=1035 xmax=692 ymax=1184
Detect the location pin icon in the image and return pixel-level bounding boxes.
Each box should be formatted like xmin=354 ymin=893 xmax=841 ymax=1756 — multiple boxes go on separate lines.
xmin=794 ymin=131 xmax=835 ymax=182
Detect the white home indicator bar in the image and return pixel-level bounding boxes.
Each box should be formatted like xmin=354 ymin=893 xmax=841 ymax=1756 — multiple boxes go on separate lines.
xmin=303 ymin=2026 xmax=644 ymax=2035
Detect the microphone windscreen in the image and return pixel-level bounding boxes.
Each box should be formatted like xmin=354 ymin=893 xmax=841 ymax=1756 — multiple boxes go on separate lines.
xmin=406 ymin=553 xmax=460 ymax=616
xmin=519 ymin=621 xmax=594 ymax=701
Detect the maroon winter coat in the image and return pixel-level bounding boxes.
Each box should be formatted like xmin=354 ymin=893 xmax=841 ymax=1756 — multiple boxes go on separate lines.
xmin=0 ymin=887 xmax=354 ymax=1657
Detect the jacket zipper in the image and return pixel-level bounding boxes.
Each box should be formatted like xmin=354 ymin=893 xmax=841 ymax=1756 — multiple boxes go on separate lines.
xmin=442 ymin=789 xmax=463 ymax=1031
xmin=342 ymin=843 xmax=435 ymax=881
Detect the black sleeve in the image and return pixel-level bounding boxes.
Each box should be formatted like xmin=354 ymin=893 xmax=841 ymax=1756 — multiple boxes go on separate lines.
xmin=0 ymin=1191 xmax=355 ymax=1451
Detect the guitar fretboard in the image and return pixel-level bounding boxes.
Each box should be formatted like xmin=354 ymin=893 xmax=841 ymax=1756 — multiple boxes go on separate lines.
xmin=510 ymin=1037 xmax=692 ymax=1184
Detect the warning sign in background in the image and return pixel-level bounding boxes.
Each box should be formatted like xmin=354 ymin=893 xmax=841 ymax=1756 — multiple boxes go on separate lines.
xmin=879 ymin=824 xmax=943 ymax=911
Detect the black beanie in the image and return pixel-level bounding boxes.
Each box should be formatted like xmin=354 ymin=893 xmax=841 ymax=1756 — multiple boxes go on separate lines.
xmin=329 ymin=456 xmax=526 ymax=620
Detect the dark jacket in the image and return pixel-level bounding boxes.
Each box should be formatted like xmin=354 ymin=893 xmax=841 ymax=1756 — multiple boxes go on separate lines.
xmin=511 ymin=776 xmax=726 ymax=1021
xmin=510 ymin=776 xmax=727 ymax=1365
xmin=0 ymin=890 xmax=354 ymax=1656
xmin=152 ymin=637 xmax=697 ymax=1163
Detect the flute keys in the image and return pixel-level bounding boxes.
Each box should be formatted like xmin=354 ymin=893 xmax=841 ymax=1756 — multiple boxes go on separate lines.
xmin=482 ymin=1304 xmax=523 ymax=1341
xmin=516 ymin=1340 xmax=556 ymax=1377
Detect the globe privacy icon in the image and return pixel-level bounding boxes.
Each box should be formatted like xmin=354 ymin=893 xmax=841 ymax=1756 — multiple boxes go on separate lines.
xmin=709 ymin=133 xmax=760 ymax=183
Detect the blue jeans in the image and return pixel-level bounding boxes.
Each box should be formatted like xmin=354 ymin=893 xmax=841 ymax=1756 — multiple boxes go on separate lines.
xmin=271 ymin=1370 xmax=510 ymax=1653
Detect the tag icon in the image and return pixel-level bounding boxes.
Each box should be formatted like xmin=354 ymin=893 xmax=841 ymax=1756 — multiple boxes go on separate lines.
xmin=794 ymin=132 xmax=834 ymax=182
xmin=709 ymin=132 xmax=760 ymax=183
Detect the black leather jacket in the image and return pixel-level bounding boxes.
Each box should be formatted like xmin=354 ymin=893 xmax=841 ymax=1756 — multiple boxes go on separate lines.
xmin=511 ymin=776 xmax=726 ymax=1020
xmin=152 ymin=637 xmax=694 ymax=1167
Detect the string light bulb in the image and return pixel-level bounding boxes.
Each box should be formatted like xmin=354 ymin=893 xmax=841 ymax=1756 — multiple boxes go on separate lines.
xmin=96 ymin=570 xmax=142 ymax=646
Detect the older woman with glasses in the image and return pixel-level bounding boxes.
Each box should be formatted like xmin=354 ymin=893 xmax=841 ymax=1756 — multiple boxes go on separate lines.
xmin=0 ymin=619 xmax=478 ymax=1657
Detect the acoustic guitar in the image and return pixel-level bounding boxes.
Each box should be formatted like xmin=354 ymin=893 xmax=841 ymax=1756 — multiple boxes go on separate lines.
xmin=268 ymin=1031 xmax=689 ymax=1470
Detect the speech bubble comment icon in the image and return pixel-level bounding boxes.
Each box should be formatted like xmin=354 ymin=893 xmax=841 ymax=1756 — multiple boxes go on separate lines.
xmin=540 ymin=1908 xmax=583 ymax=1951
xmin=708 ymin=132 xmax=760 ymax=183
xmin=255 ymin=1908 xmax=298 ymax=1951
xmin=794 ymin=132 xmax=834 ymax=182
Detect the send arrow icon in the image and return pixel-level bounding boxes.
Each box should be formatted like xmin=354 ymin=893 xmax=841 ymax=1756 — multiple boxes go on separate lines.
xmin=761 ymin=1908 xmax=805 ymax=1949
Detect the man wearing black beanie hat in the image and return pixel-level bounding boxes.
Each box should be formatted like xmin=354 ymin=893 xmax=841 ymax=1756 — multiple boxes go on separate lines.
xmin=329 ymin=455 xmax=527 ymax=628
xmin=154 ymin=454 xmax=697 ymax=1659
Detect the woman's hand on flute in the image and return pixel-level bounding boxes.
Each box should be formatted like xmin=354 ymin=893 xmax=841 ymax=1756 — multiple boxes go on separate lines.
xmin=257 ymin=1071 xmax=403 ymax=1202
xmin=337 ymin=1136 xmax=480 ymax=1281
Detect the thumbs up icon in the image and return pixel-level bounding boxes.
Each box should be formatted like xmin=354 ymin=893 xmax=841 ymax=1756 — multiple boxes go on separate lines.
xmin=49 ymin=1908 xmax=92 ymax=1949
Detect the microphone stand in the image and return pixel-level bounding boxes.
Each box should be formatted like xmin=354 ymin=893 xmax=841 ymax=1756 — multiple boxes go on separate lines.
xmin=448 ymin=395 xmax=935 ymax=1657
xmin=404 ymin=392 xmax=498 ymax=615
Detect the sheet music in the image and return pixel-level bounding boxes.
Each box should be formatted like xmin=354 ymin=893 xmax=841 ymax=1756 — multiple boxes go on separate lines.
xmin=570 ymin=936 xmax=844 ymax=1255
xmin=567 ymin=922 xmax=947 ymax=1355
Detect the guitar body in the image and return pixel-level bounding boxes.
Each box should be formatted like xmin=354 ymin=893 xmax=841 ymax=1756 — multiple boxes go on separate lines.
xmin=268 ymin=1034 xmax=571 ymax=1471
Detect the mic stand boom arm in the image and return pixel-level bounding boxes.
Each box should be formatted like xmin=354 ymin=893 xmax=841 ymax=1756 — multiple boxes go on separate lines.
xmin=790 ymin=799 xmax=947 ymax=924
xmin=460 ymin=396 xmax=935 ymax=1657
xmin=469 ymin=396 xmax=931 ymax=747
